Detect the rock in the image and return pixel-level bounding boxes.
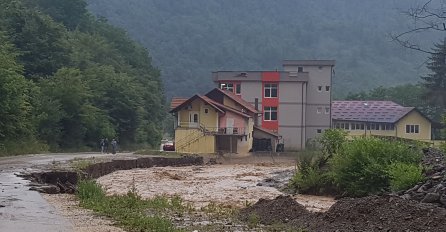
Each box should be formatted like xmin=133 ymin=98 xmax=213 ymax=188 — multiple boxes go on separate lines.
xmin=440 ymin=194 xmax=446 ymax=206
xmin=431 ymin=175 xmax=443 ymax=180
xmin=421 ymin=193 xmax=440 ymax=203
xmin=256 ymin=183 xmax=263 ymax=186
xmin=401 ymin=194 xmax=411 ymax=200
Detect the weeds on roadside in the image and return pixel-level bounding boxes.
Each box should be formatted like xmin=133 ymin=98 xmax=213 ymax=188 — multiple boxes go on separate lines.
xmin=77 ymin=180 xmax=183 ymax=232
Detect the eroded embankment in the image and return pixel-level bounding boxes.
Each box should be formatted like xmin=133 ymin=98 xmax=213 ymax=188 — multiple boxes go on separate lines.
xmin=23 ymin=156 xmax=203 ymax=194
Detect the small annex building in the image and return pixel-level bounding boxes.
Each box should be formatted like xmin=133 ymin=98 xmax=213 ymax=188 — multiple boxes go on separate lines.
xmin=170 ymin=88 xmax=278 ymax=154
xmin=332 ymin=101 xmax=432 ymax=142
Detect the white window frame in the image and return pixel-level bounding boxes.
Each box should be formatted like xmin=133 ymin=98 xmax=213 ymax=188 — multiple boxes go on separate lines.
xmin=264 ymin=83 xmax=278 ymax=98
xmin=317 ymin=107 xmax=322 ymax=114
xmin=264 ymin=106 xmax=278 ymax=121
xmin=317 ymin=86 xmax=322 ymax=92
xmin=326 ymin=86 xmax=330 ymax=92
xmin=406 ymin=124 xmax=420 ymax=134
xmin=325 ymin=107 xmax=330 ymax=114
xmin=220 ymin=83 xmax=234 ymax=92
xmin=317 ymin=129 xmax=322 ymax=134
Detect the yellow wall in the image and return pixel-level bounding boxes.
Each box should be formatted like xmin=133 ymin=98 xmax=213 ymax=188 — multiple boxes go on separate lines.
xmin=174 ymin=128 xmax=215 ymax=153
xmin=347 ymin=128 xmax=396 ymax=138
xmin=223 ymin=96 xmax=242 ymax=111
xmin=336 ymin=110 xmax=431 ymax=142
xmin=177 ymin=98 xmax=218 ymax=128
xmin=396 ymin=110 xmax=431 ymax=141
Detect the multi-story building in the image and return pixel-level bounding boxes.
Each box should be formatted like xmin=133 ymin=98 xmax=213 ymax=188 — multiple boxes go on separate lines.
xmin=212 ymin=60 xmax=335 ymax=150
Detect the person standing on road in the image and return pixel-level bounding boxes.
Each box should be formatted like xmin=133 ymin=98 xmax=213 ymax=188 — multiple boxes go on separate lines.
xmin=111 ymin=139 xmax=118 ymax=154
xmin=100 ymin=138 xmax=105 ymax=153
xmin=104 ymin=138 xmax=109 ymax=153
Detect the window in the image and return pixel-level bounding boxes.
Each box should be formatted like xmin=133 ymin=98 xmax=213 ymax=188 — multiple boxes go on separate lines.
xmin=204 ymin=108 xmax=209 ymax=114
xmin=335 ymin=122 xmax=350 ymax=130
xmin=264 ymin=107 xmax=278 ymax=121
xmin=367 ymin=123 xmax=379 ymax=130
xmin=317 ymin=86 xmax=322 ymax=92
xmin=264 ymin=83 xmax=278 ymax=98
xmin=298 ymin=67 xmax=304 ymax=72
xmin=351 ymin=123 xmax=365 ymax=130
xmin=317 ymin=129 xmax=322 ymax=134
xmin=317 ymin=107 xmax=322 ymax=114
xmin=220 ymin=83 xmax=234 ymax=92
xmin=406 ymin=125 xmax=419 ymax=134
xmin=318 ymin=66 xmax=323 ymax=70
xmin=383 ymin=124 xmax=395 ymax=130
xmin=325 ymin=107 xmax=330 ymax=114
xmin=235 ymin=84 xmax=241 ymax=94
xmin=326 ymin=86 xmax=330 ymax=91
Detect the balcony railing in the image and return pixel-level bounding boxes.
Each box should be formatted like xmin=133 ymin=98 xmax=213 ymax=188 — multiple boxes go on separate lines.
xmin=177 ymin=122 xmax=245 ymax=135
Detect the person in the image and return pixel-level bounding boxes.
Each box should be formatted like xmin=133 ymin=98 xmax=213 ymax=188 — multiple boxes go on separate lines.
xmin=111 ymin=139 xmax=118 ymax=154
xmin=104 ymin=138 xmax=109 ymax=153
xmin=99 ymin=138 xmax=105 ymax=153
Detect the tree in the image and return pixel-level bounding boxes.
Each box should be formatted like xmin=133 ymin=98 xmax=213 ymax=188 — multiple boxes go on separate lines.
xmin=423 ymin=40 xmax=446 ymax=112
xmin=391 ymin=0 xmax=446 ymax=54
xmin=0 ymin=32 xmax=34 ymax=140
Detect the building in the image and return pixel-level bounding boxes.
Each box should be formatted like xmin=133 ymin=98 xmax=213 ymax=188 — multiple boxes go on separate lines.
xmin=170 ymin=88 xmax=261 ymax=154
xmin=332 ymin=101 xmax=432 ymax=141
xmin=212 ymin=60 xmax=335 ymax=150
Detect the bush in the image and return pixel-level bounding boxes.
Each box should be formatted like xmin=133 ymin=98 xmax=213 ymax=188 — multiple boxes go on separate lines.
xmin=329 ymin=137 xmax=422 ymax=197
xmin=388 ymin=162 xmax=424 ymax=192
xmin=290 ymin=151 xmax=336 ymax=195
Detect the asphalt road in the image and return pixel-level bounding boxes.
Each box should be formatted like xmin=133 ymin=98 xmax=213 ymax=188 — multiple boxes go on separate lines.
xmin=0 ymin=153 xmax=115 ymax=232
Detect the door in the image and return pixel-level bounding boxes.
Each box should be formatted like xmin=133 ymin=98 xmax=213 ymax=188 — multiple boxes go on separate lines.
xmin=226 ymin=118 xmax=234 ymax=134
xmin=189 ymin=112 xmax=199 ymax=128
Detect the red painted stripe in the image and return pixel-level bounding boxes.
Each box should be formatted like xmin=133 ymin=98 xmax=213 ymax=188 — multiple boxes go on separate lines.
xmin=261 ymin=72 xmax=279 ymax=131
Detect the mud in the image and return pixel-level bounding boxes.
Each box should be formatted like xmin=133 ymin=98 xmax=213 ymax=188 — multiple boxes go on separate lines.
xmin=22 ymin=155 xmax=204 ymax=194
xmin=241 ymin=194 xmax=446 ymax=231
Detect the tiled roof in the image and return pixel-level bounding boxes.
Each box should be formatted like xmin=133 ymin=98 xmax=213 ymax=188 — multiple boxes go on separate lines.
xmin=210 ymin=88 xmax=260 ymax=114
xmin=253 ymin=126 xmax=279 ymax=137
xmin=205 ymin=97 xmax=252 ymax=118
xmin=332 ymin=101 xmax=414 ymax=123
xmin=170 ymin=97 xmax=188 ymax=109
xmin=169 ymin=95 xmax=225 ymax=114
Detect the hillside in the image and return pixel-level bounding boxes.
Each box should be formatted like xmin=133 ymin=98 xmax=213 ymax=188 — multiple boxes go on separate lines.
xmin=0 ymin=0 xmax=164 ymax=154
xmin=87 ymin=0 xmax=432 ymax=98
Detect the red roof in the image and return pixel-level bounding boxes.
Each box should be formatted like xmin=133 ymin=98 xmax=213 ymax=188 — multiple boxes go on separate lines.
xmin=170 ymin=97 xmax=188 ymax=109
xmin=332 ymin=101 xmax=415 ymax=123
xmin=204 ymin=97 xmax=251 ymax=118
xmin=207 ymin=88 xmax=260 ymax=114
xmin=169 ymin=95 xmax=225 ymax=114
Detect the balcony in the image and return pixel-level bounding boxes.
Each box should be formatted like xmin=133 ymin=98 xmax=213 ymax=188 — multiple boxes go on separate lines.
xmin=177 ymin=122 xmax=245 ymax=135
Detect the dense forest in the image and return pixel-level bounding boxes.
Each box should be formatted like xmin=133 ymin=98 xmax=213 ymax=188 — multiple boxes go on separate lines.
xmin=86 ymin=0 xmax=434 ymax=98
xmin=0 ymin=0 xmax=164 ymax=154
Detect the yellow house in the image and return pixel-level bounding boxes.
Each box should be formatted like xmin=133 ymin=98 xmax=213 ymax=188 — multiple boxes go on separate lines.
xmin=332 ymin=101 xmax=432 ymax=142
xmin=170 ymin=88 xmax=260 ymax=154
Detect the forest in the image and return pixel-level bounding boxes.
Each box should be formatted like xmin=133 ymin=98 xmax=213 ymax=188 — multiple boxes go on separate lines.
xmin=86 ymin=0 xmax=434 ymax=99
xmin=0 ymin=0 xmax=164 ymax=155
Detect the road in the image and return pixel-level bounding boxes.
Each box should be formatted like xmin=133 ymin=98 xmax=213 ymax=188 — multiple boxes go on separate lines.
xmin=0 ymin=153 xmax=116 ymax=232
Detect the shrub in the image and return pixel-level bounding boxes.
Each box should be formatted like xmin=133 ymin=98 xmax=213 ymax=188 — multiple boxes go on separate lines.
xmin=329 ymin=137 xmax=422 ymax=197
xmin=290 ymin=151 xmax=336 ymax=195
xmin=319 ymin=129 xmax=348 ymax=157
xmin=388 ymin=162 xmax=424 ymax=192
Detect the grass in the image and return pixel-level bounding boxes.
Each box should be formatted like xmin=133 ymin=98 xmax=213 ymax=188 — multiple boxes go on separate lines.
xmin=71 ymin=158 xmax=94 ymax=171
xmin=77 ymin=180 xmax=186 ymax=232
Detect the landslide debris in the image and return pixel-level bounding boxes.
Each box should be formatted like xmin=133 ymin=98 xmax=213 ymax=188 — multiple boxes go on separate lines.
xmin=240 ymin=195 xmax=446 ymax=231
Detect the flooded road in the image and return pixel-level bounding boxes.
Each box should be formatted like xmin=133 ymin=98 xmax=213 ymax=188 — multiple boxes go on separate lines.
xmin=0 ymin=153 xmax=116 ymax=232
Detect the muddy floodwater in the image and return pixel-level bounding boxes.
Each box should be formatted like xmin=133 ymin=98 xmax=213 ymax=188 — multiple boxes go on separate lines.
xmin=97 ymin=164 xmax=335 ymax=211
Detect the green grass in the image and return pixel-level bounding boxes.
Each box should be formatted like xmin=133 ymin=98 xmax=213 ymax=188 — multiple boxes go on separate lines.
xmin=71 ymin=159 xmax=94 ymax=171
xmin=77 ymin=180 xmax=186 ymax=232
